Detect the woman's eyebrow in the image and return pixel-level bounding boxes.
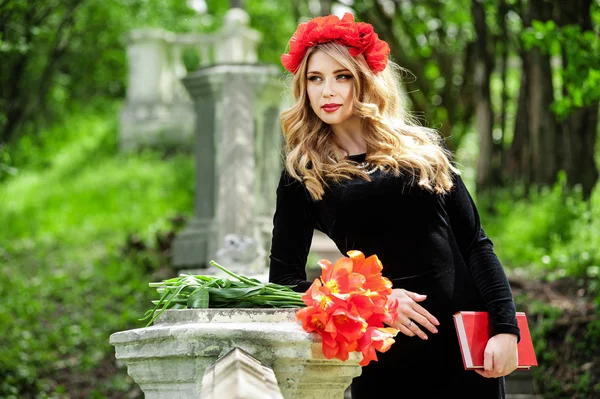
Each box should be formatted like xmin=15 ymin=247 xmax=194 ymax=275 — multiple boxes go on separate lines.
xmin=307 ymin=69 xmax=350 ymax=75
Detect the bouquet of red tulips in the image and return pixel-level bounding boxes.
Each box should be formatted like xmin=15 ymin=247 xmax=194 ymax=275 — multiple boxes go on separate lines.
xmin=296 ymin=250 xmax=400 ymax=366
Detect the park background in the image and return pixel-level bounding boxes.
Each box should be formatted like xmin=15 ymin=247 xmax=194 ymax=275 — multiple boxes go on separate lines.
xmin=0 ymin=0 xmax=598 ymax=397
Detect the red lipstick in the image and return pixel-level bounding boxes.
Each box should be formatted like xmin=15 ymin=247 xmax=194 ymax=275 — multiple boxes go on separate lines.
xmin=322 ymin=103 xmax=341 ymax=113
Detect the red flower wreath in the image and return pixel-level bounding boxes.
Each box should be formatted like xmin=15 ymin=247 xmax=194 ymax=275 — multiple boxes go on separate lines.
xmin=281 ymin=12 xmax=390 ymax=75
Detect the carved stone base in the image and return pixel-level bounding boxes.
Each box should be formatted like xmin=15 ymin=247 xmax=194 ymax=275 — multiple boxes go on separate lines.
xmin=109 ymin=309 xmax=363 ymax=399
xmin=201 ymin=347 xmax=283 ymax=399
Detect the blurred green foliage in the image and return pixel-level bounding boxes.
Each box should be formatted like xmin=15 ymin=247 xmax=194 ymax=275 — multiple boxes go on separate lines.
xmin=482 ymin=173 xmax=599 ymax=287
xmin=522 ymin=20 xmax=600 ymax=119
xmin=480 ymin=175 xmax=600 ymax=397
xmin=0 ymin=0 xmax=201 ymax=176
xmin=0 ymin=102 xmax=194 ymax=397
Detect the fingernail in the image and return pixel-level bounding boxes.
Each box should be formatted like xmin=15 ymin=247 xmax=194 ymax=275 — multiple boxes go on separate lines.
xmin=433 ymin=328 xmax=438 ymax=333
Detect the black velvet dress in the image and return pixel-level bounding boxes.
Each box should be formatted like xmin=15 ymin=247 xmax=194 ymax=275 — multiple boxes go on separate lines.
xmin=268 ymin=153 xmax=521 ymax=398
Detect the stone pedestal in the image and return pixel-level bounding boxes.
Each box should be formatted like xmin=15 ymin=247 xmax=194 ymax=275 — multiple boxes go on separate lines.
xmin=109 ymin=309 xmax=362 ymax=399
xmin=171 ymin=64 xmax=283 ymax=269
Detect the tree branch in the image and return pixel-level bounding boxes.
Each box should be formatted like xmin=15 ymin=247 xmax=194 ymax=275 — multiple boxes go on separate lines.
xmin=35 ymin=0 xmax=85 ymax=117
xmin=1 ymin=3 xmax=37 ymax=143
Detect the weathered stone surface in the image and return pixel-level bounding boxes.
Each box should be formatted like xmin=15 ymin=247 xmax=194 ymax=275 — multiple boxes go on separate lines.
xmin=119 ymin=28 xmax=195 ymax=152
xmin=110 ymin=309 xmax=362 ymax=399
xmin=171 ymin=64 xmax=283 ymax=271
xmin=201 ymin=347 xmax=283 ymax=399
xmin=118 ymin=9 xmax=263 ymax=153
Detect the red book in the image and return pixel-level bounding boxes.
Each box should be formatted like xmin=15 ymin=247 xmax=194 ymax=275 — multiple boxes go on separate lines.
xmin=453 ymin=311 xmax=538 ymax=370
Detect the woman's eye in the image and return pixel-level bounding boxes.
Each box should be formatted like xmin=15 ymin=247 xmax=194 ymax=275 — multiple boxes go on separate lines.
xmin=337 ymin=74 xmax=352 ymax=80
xmin=308 ymin=76 xmax=322 ymax=82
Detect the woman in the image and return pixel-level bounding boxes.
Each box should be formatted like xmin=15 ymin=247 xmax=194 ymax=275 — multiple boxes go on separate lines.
xmin=269 ymin=13 xmax=520 ymax=398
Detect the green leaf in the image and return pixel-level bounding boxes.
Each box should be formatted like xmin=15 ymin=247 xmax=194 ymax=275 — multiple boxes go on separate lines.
xmin=187 ymin=287 xmax=209 ymax=308
xmin=207 ymin=285 xmax=264 ymax=299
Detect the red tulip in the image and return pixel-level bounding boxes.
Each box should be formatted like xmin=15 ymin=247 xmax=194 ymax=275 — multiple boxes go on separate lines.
xmin=357 ymin=327 xmax=398 ymax=366
xmin=347 ymin=251 xmax=393 ymax=295
xmin=318 ymin=257 xmax=365 ymax=297
xmin=296 ymin=250 xmax=400 ymax=366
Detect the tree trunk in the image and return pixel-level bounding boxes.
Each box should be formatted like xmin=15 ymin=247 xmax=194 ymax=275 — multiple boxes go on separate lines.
xmin=495 ymin=0 xmax=510 ymax=184
xmin=35 ymin=0 xmax=83 ymax=121
xmin=357 ymin=2 xmax=431 ymax=118
xmin=561 ymin=103 xmax=599 ymax=198
xmin=529 ymin=68 xmax=559 ymax=183
xmin=353 ymin=0 xmax=474 ymax=150
xmin=1 ymin=4 xmax=36 ymax=144
xmin=506 ymin=55 xmax=532 ymax=186
xmin=0 ymin=3 xmax=63 ymax=145
xmin=557 ymin=0 xmax=598 ymax=198
xmin=471 ymin=0 xmax=495 ymax=194
xmin=505 ymin=0 xmax=559 ymax=188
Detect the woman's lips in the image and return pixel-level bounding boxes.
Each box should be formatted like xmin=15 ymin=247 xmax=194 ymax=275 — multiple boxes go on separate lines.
xmin=322 ymin=104 xmax=341 ymax=113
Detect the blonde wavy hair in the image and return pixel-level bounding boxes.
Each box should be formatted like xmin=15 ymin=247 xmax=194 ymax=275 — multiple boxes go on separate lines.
xmin=280 ymin=41 xmax=459 ymax=201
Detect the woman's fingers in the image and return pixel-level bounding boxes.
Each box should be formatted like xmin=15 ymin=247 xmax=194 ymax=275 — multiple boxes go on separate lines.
xmin=406 ymin=319 xmax=429 ymax=340
xmin=404 ymin=290 xmax=427 ymax=302
xmin=396 ymin=290 xmax=440 ymax=327
xmin=474 ymin=334 xmax=519 ymax=378
xmin=391 ymin=289 xmax=440 ymax=339
xmin=409 ymin=312 xmax=439 ymax=335
xmin=394 ymin=318 xmax=428 ymax=340
xmin=396 ymin=323 xmax=415 ymax=337
xmin=411 ymin=301 xmax=440 ymax=327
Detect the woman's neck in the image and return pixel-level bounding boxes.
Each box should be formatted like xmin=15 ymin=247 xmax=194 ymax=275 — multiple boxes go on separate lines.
xmin=331 ymin=115 xmax=366 ymax=156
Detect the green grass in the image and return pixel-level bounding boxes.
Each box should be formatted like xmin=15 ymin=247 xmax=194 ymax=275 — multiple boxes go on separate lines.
xmin=1 ymin=103 xmax=194 ymax=255
xmin=0 ymin=102 xmax=194 ymax=398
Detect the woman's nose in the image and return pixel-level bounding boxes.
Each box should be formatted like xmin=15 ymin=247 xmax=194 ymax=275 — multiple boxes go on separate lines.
xmin=322 ymin=79 xmax=335 ymax=97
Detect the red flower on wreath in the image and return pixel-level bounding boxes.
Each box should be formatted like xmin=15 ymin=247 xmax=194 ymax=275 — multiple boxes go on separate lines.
xmin=281 ymin=12 xmax=390 ymax=74
xmin=296 ymin=251 xmax=400 ymax=366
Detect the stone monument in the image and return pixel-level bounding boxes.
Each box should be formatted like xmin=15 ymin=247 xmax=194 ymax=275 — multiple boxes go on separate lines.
xmin=171 ymin=8 xmax=283 ymax=275
xmin=118 ymin=8 xmax=337 ymax=279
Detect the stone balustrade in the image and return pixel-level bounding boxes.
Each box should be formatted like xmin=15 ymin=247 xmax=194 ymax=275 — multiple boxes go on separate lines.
xmin=118 ymin=8 xmax=263 ymax=152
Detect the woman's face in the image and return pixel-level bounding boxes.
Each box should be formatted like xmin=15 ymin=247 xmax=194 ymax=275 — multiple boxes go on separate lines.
xmin=306 ymin=50 xmax=355 ymax=126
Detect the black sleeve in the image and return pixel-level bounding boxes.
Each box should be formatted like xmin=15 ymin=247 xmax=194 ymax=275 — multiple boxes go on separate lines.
xmin=268 ymin=169 xmax=315 ymax=292
xmin=446 ymin=172 xmax=521 ymax=341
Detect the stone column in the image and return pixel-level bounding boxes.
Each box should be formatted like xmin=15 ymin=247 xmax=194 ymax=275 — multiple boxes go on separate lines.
xmin=254 ymin=79 xmax=285 ymax=259
xmin=109 ymin=309 xmax=363 ymax=398
xmin=170 ymin=68 xmax=217 ymax=269
xmin=172 ymin=64 xmax=282 ymax=270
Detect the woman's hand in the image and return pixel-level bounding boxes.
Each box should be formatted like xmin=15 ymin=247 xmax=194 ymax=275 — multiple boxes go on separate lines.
xmin=388 ymin=288 xmax=440 ymax=340
xmin=474 ymin=333 xmax=518 ymax=378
